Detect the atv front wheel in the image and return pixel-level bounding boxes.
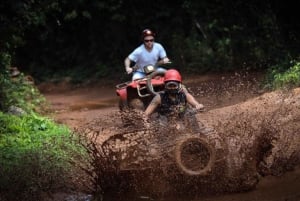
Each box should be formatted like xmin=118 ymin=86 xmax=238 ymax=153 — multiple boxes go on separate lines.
xmin=174 ymin=136 xmax=215 ymax=176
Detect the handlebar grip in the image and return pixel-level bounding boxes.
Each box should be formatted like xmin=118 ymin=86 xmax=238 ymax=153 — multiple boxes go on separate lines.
xmin=186 ymin=108 xmax=205 ymax=115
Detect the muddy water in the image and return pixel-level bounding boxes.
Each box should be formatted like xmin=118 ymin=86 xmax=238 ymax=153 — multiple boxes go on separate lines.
xmin=43 ymin=74 xmax=300 ymax=201
xmin=81 ymin=109 xmax=300 ymax=201
xmin=100 ymin=167 xmax=300 ymax=201
xmin=58 ymin=166 xmax=300 ymax=201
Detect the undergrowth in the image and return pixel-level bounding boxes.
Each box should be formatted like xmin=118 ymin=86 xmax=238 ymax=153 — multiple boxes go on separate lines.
xmin=0 ymin=53 xmax=89 ymax=200
xmin=264 ymin=60 xmax=300 ymax=89
xmin=0 ymin=112 xmax=88 ymax=201
xmin=0 ymin=68 xmax=46 ymax=113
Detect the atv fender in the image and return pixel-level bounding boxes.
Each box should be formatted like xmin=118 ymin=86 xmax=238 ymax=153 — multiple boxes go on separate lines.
xmin=116 ymin=87 xmax=127 ymax=102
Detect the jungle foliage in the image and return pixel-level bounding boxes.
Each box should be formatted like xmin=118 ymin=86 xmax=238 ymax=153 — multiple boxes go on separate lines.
xmin=265 ymin=61 xmax=300 ymax=89
xmin=0 ymin=68 xmax=45 ymax=113
xmin=0 ymin=112 xmax=87 ymax=200
xmin=0 ymin=0 xmax=299 ymax=81
xmin=0 ymin=16 xmax=87 ymax=199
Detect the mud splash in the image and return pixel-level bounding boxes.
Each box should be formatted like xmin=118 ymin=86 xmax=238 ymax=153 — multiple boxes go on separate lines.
xmin=69 ymin=99 xmax=117 ymax=111
xmin=72 ymin=88 xmax=300 ymax=201
xmin=42 ymin=74 xmax=300 ymax=201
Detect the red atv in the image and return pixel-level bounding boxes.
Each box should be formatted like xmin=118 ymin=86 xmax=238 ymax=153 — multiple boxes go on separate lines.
xmin=116 ymin=64 xmax=166 ymax=111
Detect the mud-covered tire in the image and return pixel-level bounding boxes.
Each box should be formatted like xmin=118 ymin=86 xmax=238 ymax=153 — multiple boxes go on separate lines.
xmin=119 ymin=99 xmax=145 ymax=127
xmin=174 ymin=136 xmax=215 ymax=176
xmin=118 ymin=99 xmax=128 ymax=111
xmin=128 ymin=98 xmax=145 ymax=110
xmin=119 ymin=98 xmax=144 ymax=111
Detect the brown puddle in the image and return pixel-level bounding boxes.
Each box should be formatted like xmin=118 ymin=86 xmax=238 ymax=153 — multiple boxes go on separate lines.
xmin=69 ymin=98 xmax=118 ymax=111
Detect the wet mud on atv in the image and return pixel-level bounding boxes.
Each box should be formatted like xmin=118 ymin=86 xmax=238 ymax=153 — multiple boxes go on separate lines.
xmin=109 ymin=66 xmax=232 ymax=194
xmin=116 ymin=65 xmax=166 ymax=111
xmin=94 ymin=69 xmax=300 ymax=197
xmin=114 ymin=65 xmax=218 ymax=176
xmin=96 ymin=104 xmax=228 ymax=196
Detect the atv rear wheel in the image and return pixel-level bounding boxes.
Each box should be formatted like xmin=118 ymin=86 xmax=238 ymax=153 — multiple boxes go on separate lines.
xmin=128 ymin=98 xmax=145 ymax=110
xmin=118 ymin=99 xmax=128 ymax=111
xmin=174 ymin=136 xmax=215 ymax=176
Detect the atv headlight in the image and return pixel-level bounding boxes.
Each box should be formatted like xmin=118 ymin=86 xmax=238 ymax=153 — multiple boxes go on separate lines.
xmin=144 ymin=65 xmax=155 ymax=74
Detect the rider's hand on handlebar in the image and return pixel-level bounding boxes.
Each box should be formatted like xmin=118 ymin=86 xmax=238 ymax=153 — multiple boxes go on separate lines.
xmin=195 ymin=103 xmax=205 ymax=112
xmin=126 ymin=67 xmax=133 ymax=74
xmin=156 ymin=58 xmax=171 ymax=66
xmin=162 ymin=57 xmax=170 ymax=64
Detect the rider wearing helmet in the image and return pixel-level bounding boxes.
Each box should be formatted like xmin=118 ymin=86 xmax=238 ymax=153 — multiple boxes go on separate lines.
xmin=145 ymin=69 xmax=204 ymax=117
xmin=124 ymin=28 xmax=170 ymax=80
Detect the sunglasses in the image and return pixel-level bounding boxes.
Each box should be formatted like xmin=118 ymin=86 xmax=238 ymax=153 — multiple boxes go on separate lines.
xmin=144 ymin=39 xmax=154 ymax=43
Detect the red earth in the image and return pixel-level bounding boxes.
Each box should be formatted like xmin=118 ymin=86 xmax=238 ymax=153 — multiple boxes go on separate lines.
xmin=39 ymin=72 xmax=300 ymax=201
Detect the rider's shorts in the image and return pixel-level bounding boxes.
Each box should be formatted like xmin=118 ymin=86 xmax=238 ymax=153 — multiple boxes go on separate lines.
xmin=132 ymin=67 xmax=166 ymax=80
xmin=132 ymin=71 xmax=146 ymax=80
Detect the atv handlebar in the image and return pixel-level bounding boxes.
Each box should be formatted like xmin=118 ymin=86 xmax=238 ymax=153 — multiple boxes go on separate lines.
xmin=146 ymin=69 xmax=167 ymax=95
xmin=186 ymin=107 xmax=205 ymax=116
xmin=127 ymin=61 xmax=172 ymax=74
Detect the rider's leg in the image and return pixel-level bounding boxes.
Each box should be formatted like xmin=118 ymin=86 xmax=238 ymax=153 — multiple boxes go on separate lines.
xmin=156 ymin=67 xmax=166 ymax=73
xmin=132 ymin=71 xmax=146 ymax=80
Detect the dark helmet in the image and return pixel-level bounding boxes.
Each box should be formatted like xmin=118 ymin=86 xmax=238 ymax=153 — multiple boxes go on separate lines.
xmin=164 ymin=69 xmax=182 ymax=94
xmin=141 ymin=29 xmax=155 ymax=39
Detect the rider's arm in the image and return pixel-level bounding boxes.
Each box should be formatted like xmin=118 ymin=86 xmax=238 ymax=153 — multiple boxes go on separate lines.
xmin=145 ymin=94 xmax=161 ymax=116
xmin=156 ymin=57 xmax=170 ymax=66
xmin=124 ymin=57 xmax=133 ymax=74
xmin=156 ymin=43 xmax=169 ymax=66
xmin=182 ymin=86 xmax=204 ymax=110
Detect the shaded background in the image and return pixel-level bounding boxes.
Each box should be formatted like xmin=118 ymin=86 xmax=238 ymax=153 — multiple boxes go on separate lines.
xmin=0 ymin=0 xmax=299 ymax=82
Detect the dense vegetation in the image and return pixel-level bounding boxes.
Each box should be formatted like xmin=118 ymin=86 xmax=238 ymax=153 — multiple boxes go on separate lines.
xmin=0 ymin=112 xmax=85 ymax=200
xmin=0 ymin=52 xmax=87 ymax=200
xmin=0 ymin=0 xmax=299 ymax=81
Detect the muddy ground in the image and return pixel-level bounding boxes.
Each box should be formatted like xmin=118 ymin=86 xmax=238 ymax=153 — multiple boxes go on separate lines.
xmin=40 ymin=72 xmax=300 ymax=201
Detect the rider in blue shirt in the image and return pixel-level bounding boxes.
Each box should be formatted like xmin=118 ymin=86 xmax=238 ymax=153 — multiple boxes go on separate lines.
xmin=124 ymin=29 xmax=170 ymax=80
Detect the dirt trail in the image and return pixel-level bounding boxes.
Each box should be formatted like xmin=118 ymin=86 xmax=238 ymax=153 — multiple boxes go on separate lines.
xmin=40 ymin=73 xmax=300 ymax=201
xmin=41 ymin=72 xmax=263 ymax=128
xmin=40 ymin=82 xmax=119 ymax=128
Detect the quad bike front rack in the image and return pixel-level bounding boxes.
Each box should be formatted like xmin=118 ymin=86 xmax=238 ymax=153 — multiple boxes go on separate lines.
xmin=136 ymin=82 xmax=152 ymax=97
xmin=116 ymin=81 xmax=131 ymax=89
